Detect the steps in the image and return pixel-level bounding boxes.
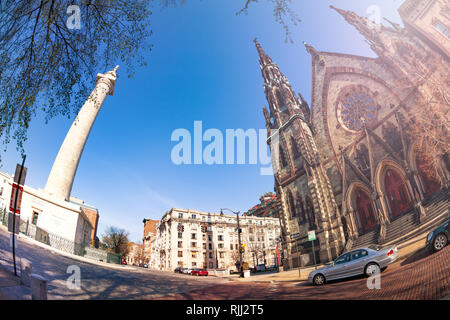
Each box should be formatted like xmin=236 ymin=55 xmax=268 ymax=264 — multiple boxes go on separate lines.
xmin=351 ymin=189 xmax=450 ymax=249
xmin=352 ymin=227 xmax=379 ymax=248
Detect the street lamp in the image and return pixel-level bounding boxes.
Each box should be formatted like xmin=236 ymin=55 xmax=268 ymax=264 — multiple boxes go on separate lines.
xmin=220 ymin=208 xmax=244 ymax=278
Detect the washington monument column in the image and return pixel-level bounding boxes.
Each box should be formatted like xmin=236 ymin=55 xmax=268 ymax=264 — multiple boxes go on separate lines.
xmin=45 ymin=66 xmax=119 ymax=201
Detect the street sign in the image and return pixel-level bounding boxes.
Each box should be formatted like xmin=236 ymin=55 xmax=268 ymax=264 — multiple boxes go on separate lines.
xmin=13 ymin=164 xmax=27 ymax=185
xmin=8 ymin=212 xmax=20 ymax=234
xmin=9 ymin=184 xmax=23 ymax=214
xmin=308 ymin=230 xmax=316 ymax=241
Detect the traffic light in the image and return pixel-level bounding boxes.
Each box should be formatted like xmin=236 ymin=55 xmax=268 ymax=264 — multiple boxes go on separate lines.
xmin=239 ymin=244 xmax=245 ymax=253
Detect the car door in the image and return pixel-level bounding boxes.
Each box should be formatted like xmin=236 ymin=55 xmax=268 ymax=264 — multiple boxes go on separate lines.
xmin=347 ymin=249 xmax=369 ymax=276
xmin=327 ymin=253 xmax=350 ymax=280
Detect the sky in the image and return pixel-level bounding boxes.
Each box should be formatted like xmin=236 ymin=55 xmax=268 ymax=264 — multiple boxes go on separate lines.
xmin=0 ymin=0 xmax=404 ymax=243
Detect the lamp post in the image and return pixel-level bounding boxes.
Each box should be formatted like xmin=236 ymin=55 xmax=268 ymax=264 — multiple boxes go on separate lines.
xmin=220 ymin=208 xmax=244 ymax=278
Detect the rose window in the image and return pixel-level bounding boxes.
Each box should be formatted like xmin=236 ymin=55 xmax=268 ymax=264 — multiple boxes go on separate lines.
xmin=337 ymin=86 xmax=377 ymax=132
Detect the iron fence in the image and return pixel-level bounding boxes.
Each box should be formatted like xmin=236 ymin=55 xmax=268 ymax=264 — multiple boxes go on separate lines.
xmin=0 ymin=208 xmax=121 ymax=264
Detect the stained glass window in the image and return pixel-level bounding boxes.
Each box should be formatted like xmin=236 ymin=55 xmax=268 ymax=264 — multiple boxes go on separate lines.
xmin=338 ymin=86 xmax=377 ymax=131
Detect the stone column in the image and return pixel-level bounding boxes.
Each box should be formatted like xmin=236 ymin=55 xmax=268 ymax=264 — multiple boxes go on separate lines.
xmin=45 ymin=66 xmax=118 ymax=201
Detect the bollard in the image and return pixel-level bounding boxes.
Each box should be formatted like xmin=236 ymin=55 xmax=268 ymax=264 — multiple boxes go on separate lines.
xmin=20 ymin=258 xmax=32 ymax=287
xmin=31 ymin=274 xmax=47 ymax=300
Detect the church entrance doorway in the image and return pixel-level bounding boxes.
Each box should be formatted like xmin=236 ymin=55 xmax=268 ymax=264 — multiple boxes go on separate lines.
xmin=355 ymin=190 xmax=377 ymax=233
xmin=415 ymin=154 xmax=440 ymax=197
xmin=384 ymin=169 xmax=412 ymax=218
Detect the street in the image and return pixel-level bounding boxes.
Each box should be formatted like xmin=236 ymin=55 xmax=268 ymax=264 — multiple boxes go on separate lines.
xmin=0 ymin=226 xmax=227 ymax=299
xmin=0 ymin=225 xmax=448 ymax=300
xmin=155 ymin=246 xmax=450 ymax=300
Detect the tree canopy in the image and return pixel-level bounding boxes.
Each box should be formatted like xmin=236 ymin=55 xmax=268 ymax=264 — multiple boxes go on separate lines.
xmin=0 ymin=0 xmax=300 ymax=159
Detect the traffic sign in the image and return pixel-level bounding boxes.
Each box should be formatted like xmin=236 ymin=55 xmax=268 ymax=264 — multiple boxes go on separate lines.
xmin=9 ymin=184 xmax=23 ymax=214
xmin=308 ymin=230 xmax=316 ymax=241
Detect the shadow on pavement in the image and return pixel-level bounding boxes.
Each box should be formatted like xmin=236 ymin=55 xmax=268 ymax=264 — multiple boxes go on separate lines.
xmin=400 ymin=247 xmax=431 ymax=267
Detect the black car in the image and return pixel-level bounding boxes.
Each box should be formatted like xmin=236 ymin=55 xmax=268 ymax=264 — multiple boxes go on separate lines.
xmin=174 ymin=267 xmax=183 ymax=273
xmin=426 ymin=211 xmax=450 ymax=252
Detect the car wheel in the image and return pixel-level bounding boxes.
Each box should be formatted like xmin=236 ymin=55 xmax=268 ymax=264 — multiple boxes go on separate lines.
xmin=433 ymin=233 xmax=448 ymax=251
xmin=313 ymin=274 xmax=325 ymax=286
xmin=364 ymin=263 xmax=380 ymax=277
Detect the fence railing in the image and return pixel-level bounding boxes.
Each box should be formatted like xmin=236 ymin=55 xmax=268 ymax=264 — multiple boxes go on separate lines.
xmin=0 ymin=208 xmax=121 ymax=264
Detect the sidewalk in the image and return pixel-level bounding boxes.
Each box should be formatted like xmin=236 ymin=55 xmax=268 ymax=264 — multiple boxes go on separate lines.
xmin=0 ymin=224 xmax=137 ymax=272
xmin=0 ymin=265 xmax=31 ymax=300
xmin=228 ymin=230 xmax=431 ymax=284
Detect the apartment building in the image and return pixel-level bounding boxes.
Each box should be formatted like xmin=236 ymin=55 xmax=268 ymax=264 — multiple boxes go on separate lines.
xmin=150 ymin=208 xmax=281 ymax=271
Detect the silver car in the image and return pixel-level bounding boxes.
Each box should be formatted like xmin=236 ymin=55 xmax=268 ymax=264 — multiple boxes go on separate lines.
xmin=308 ymin=244 xmax=399 ymax=286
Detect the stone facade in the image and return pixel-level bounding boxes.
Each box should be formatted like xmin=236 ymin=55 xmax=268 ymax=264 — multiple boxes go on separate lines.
xmin=150 ymin=208 xmax=281 ymax=271
xmin=256 ymin=1 xmax=449 ymax=269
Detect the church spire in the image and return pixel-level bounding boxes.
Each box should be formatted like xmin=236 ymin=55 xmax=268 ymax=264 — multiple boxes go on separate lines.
xmin=254 ymin=39 xmax=309 ymax=125
xmin=254 ymin=38 xmax=273 ymax=67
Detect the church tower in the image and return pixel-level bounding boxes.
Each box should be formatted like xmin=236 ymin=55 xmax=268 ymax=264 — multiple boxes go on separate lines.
xmin=255 ymin=40 xmax=346 ymax=266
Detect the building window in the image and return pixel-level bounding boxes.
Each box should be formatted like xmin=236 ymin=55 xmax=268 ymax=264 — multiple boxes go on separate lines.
xmin=192 ymin=262 xmax=197 ymax=267
xmin=191 ymin=214 xmax=196 ymax=219
xmin=192 ymin=252 xmax=197 ymax=258
xmin=218 ymin=235 xmax=223 ymax=241
xmin=178 ymin=241 xmax=183 ymax=248
xmin=208 ymin=243 xmax=212 ymax=250
xmin=191 ymin=233 xmax=196 ymax=240
xmin=178 ymin=251 xmax=183 ymax=257
xmin=178 ymin=232 xmax=183 ymax=239
xmin=209 ymin=262 xmax=213 ymax=268
xmin=433 ymin=20 xmax=450 ymax=39
xmin=219 ymin=252 xmax=224 ymax=258
xmin=209 ymin=252 xmax=213 ymax=258
xmin=191 ymin=242 xmax=197 ymax=248
xmin=178 ymin=261 xmax=183 ymax=266
xmin=32 ymin=212 xmax=39 ymax=225
xmin=218 ymin=243 xmax=224 ymax=249
xmin=208 ymin=235 xmax=212 ymax=241
xmin=202 ymin=243 xmax=206 ymax=249
xmin=230 ymin=244 xmax=233 ymax=250
xmin=178 ymin=213 xmax=183 ymax=219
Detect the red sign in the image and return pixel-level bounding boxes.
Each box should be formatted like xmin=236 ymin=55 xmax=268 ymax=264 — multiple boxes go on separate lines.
xmin=276 ymin=246 xmax=281 ymax=266
xmin=9 ymin=183 xmax=23 ymax=214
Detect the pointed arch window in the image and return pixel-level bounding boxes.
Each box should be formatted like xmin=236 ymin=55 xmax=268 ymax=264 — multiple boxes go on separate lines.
xmin=287 ymin=190 xmax=296 ymax=218
xmin=279 ymin=144 xmax=288 ymax=169
xmin=305 ymin=197 xmax=316 ymax=228
xmin=296 ymin=193 xmax=306 ymax=223
xmin=290 ymin=135 xmax=301 ymax=159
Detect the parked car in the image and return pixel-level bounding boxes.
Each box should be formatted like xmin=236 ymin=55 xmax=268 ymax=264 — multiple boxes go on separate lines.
xmin=143 ymin=264 xmax=148 ymax=268
xmin=426 ymin=211 xmax=450 ymax=252
xmin=191 ymin=269 xmax=208 ymax=276
xmin=254 ymin=264 xmax=266 ymax=272
xmin=308 ymin=245 xmax=399 ymax=286
xmin=174 ymin=267 xmax=183 ymax=273
xmin=122 ymin=259 xmax=127 ymax=265
xmin=182 ymin=268 xmax=192 ymax=274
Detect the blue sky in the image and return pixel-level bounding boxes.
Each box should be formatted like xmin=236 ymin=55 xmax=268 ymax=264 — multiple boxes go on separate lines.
xmin=0 ymin=0 xmax=404 ymax=243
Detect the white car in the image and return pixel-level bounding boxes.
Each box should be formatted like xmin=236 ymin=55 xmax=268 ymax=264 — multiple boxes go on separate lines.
xmin=182 ymin=268 xmax=193 ymax=274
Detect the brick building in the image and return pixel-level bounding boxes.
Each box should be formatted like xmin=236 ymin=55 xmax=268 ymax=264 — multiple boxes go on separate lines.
xmin=256 ymin=1 xmax=449 ymax=269
xmin=142 ymin=219 xmax=159 ymax=261
xmin=244 ymin=192 xmax=282 ymax=218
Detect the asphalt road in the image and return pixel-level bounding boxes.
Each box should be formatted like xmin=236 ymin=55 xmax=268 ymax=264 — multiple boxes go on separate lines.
xmin=0 ymin=227 xmax=227 ymax=300
xmin=156 ymin=245 xmax=450 ymax=300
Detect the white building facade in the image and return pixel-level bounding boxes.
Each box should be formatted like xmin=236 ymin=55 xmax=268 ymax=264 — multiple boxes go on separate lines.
xmin=150 ymin=208 xmax=282 ymax=271
xmin=0 ymin=171 xmax=93 ymax=251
